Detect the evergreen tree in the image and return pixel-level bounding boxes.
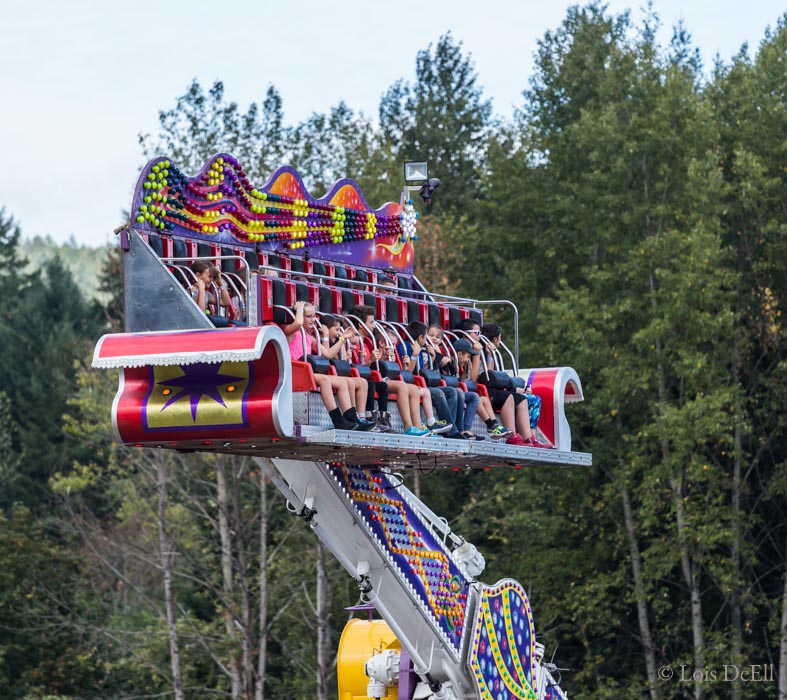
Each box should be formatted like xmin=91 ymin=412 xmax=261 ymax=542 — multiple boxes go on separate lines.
xmin=708 ymin=15 xmax=787 ymax=695
xmin=139 ymin=79 xmax=289 ymax=182
xmin=0 ymin=257 xmax=105 ymax=507
xmin=379 ymin=33 xmax=493 ymax=217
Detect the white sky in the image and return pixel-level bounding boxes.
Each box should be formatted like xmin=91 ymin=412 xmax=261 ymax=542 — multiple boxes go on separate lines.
xmin=1 ymin=0 xmax=782 ymax=247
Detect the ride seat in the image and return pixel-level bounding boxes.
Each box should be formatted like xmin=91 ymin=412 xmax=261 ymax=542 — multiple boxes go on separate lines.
xmin=221 ymin=246 xmax=235 ymax=273
xmin=245 ymin=249 xmax=259 ymax=271
xmin=172 ymin=238 xmax=188 ymax=261
xmin=408 ymin=300 xmax=429 ymax=324
xmin=318 ymin=285 xmax=333 ymax=313
xmin=197 ymin=242 xmax=211 ymax=262
xmin=334 ymin=265 xmax=349 ymax=288
xmin=312 ymin=261 xmax=326 ymax=282
xmin=148 ymin=233 xmax=163 ymax=257
xmin=448 ymin=306 xmax=461 ymax=330
xmin=427 ymin=303 xmax=441 ymax=327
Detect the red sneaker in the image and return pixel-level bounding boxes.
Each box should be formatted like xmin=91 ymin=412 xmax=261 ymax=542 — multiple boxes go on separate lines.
xmin=523 ymin=437 xmax=552 ymax=449
xmin=506 ymin=433 xmax=525 ymax=446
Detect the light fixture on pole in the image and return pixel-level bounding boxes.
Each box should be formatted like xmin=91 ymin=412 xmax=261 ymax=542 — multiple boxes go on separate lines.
xmin=401 ymin=160 xmax=440 ymax=206
xmin=404 ymin=161 xmax=429 ymax=184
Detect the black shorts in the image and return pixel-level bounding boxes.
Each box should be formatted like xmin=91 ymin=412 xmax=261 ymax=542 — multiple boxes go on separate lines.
xmin=487 ymin=387 xmax=512 ymax=412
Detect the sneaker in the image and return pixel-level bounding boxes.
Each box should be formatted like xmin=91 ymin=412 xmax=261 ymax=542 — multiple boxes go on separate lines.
xmin=404 ymin=425 xmax=431 ymax=437
xmin=489 ymin=424 xmax=514 ymax=440
xmin=506 ymin=433 xmax=526 ymax=446
xmin=376 ymin=411 xmax=393 ymax=433
xmin=332 ymin=417 xmax=358 ymax=431
xmin=353 ymin=418 xmax=377 ymax=432
xmin=523 ymin=437 xmax=552 ymax=449
xmin=427 ymin=420 xmax=453 ymax=435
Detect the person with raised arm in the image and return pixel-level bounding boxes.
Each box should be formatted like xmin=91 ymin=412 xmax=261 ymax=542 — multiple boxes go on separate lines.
xmin=481 ymin=323 xmax=547 ymax=445
xmin=283 ymin=301 xmax=374 ymax=431
xmin=454 ymin=318 xmax=548 ymax=448
xmin=428 ymin=324 xmax=503 ymax=440
xmin=379 ymin=326 xmax=450 ymax=436
xmin=398 ymin=321 xmax=457 ymax=437
xmin=348 ymin=305 xmax=436 ymax=437
xmin=449 ymin=338 xmax=513 ymax=440
xmin=321 ymin=315 xmax=391 ymax=432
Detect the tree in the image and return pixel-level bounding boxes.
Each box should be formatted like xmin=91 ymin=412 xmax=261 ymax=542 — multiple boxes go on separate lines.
xmin=140 ymin=80 xmax=289 ymax=182
xmin=0 ymin=253 xmax=104 ymax=507
xmin=709 ymin=15 xmax=787 ymax=697
xmin=379 ymin=33 xmax=493 ymax=217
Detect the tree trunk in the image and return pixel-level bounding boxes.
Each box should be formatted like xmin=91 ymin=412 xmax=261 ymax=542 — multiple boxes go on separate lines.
xmin=156 ymin=454 xmax=185 ymax=700
xmin=232 ymin=461 xmax=253 ymax=699
xmin=650 ymin=272 xmax=704 ymax=700
xmin=256 ymin=470 xmax=269 ymax=700
xmin=779 ymin=536 xmax=787 ymax=700
xmin=731 ymin=343 xmax=743 ymax=700
xmin=621 ymin=486 xmax=660 ymax=700
xmin=670 ymin=471 xmax=705 ymax=700
xmin=217 ymin=462 xmax=241 ymax=699
xmin=316 ymin=542 xmax=330 ymax=700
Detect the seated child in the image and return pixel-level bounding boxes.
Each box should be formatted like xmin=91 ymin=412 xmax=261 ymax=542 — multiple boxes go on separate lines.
xmin=397 ymin=321 xmax=456 ymax=436
xmin=347 ymin=305 xmax=439 ymax=437
xmin=283 ymin=301 xmax=374 ymax=431
xmin=427 ymin=325 xmax=482 ymax=439
xmin=210 ymin=266 xmax=247 ymax=325
xmin=454 ymin=318 xmax=547 ymax=448
xmin=481 ymin=323 xmax=550 ymax=448
xmin=449 ymin=338 xmax=513 ymax=440
xmin=320 ymin=315 xmax=391 ymax=433
xmin=379 ymin=326 xmax=451 ymax=436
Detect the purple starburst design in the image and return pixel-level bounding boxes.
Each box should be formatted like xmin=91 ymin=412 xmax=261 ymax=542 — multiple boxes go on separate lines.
xmin=158 ymin=363 xmax=246 ymax=421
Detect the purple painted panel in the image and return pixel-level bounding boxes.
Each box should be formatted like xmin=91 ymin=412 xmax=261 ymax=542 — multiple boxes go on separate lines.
xmin=130 ymin=154 xmax=416 ymax=273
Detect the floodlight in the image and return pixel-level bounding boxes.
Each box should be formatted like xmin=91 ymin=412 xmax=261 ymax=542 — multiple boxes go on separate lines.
xmin=404 ymin=161 xmax=428 ymax=183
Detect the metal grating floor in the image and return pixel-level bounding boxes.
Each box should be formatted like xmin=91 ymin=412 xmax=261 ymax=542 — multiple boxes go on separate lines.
xmin=157 ymin=426 xmax=591 ymax=470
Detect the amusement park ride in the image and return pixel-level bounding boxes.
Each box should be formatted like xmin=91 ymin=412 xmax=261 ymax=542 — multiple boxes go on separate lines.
xmin=93 ymin=154 xmax=591 ymax=700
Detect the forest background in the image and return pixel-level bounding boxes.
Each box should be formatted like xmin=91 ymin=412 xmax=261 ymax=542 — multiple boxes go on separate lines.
xmin=0 ymin=3 xmax=784 ymax=699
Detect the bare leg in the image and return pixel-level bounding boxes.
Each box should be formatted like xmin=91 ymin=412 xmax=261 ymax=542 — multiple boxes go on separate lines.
xmin=407 ymin=385 xmax=422 ymax=426
xmin=352 ymin=377 xmax=368 ymax=412
xmin=477 ymin=396 xmax=494 ymax=421
xmin=499 ymin=395 xmax=516 ymax=432
xmin=515 ymin=399 xmax=534 ymax=439
xmin=419 ymin=387 xmax=434 ymax=422
xmin=388 ymin=380 xmax=413 ymax=429
xmin=314 ymin=375 xmax=338 ymax=411
xmin=328 ymin=375 xmax=353 ymax=412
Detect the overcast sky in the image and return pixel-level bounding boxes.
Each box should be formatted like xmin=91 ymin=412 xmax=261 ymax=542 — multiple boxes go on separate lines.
xmin=1 ymin=0 xmax=782 ymax=248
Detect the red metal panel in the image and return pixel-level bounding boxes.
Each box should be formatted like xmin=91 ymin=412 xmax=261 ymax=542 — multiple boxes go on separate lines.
xmin=374 ymin=295 xmax=387 ymax=321
xmin=113 ymin=343 xmax=284 ymax=444
xmin=528 ymin=368 xmax=559 ymax=447
xmin=438 ymin=305 xmax=450 ymax=329
xmin=258 ymin=277 xmax=274 ymax=321
xmin=161 ymin=235 xmax=174 ymax=259
xmin=397 ymin=299 xmax=408 ymax=324
xmin=95 ymin=326 xmax=268 ymax=364
xmin=209 ymin=243 xmax=221 ymax=267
